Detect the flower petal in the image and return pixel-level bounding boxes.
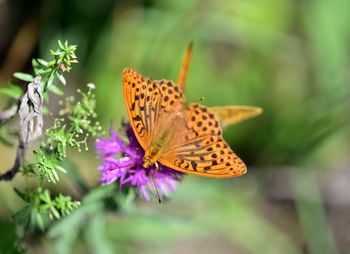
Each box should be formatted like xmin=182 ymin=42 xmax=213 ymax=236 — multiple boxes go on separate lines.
xmin=95 ymin=124 xmax=184 ymax=201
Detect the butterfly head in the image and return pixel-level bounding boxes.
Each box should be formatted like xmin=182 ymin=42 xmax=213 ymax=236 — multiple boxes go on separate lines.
xmin=143 ymin=156 xmax=153 ymax=168
xmin=143 ymin=145 xmax=162 ymax=168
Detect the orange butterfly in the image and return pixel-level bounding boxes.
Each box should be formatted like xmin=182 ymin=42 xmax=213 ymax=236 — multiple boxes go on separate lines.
xmin=122 ymin=43 xmax=261 ymax=178
xmin=123 ymin=69 xmax=247 ymax=178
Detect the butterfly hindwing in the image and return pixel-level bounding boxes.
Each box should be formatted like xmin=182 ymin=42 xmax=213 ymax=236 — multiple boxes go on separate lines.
xmin=158 ymin=103 xmax=247 ymax=177
xmin=211 ymin=106 xmax=263 ymax=127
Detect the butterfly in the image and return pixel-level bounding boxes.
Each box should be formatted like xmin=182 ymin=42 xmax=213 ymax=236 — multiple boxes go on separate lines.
xmin=123 ymin=69 xmax=248 ymax=178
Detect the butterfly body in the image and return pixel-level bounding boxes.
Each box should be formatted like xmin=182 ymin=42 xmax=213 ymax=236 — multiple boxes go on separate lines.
xmin=123 ymin=68 xmax=247 ymax=178
xmin=143 ymin=106 xmax=187 ymax=168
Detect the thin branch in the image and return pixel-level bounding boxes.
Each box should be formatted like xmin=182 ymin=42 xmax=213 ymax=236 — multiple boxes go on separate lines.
xmin=0 ymin=143 xmax=25 ymax=181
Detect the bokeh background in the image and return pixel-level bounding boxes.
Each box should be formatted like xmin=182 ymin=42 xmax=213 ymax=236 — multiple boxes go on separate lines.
xmin=1 ymin=0 xmax=350 ymax=253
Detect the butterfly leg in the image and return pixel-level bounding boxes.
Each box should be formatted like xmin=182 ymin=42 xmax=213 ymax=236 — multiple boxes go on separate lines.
xmin=150 ymin=171 xmax=162 ymax=203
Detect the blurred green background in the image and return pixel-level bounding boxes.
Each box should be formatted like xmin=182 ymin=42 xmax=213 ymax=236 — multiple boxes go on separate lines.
xmin=0 ymin=0 xmax=350 ymax=253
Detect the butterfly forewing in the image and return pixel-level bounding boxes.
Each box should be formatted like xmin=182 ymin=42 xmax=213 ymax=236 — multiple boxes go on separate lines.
xmin=158 ymin=103 xmax=247 ymax=178
xmin=123 ymin=68 xmax=184 ymax=150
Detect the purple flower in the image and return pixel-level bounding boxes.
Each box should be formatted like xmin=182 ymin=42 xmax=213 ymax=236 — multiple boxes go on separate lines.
xmin=95 ymin=123 xmax=183 ymax=201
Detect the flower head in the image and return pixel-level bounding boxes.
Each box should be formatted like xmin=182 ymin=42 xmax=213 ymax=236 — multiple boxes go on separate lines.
xmin=95 ymin=123 xmax=183 ymax=201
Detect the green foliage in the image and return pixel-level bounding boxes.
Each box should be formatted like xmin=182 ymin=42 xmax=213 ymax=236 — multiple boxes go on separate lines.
xmin=14 ymin=187 xmax=80 ymax=232
xmin=23 ymin=149 xmax=66 ymax=183
xmin=0 ymin=40 xmax=79 ymax=148
xmin=5 ymin=42 xmax=83 ymax=237
xmin=13 ymin=72 xmax=34 ymax=83
xmin=0 ymin=84 xmax=23 ymax=99
xmin=0 ymin=41 xmax=101 ymax=251
xmin=32 ymin=40 xmax=78 ymax=92
xmin=23 ymin=85 xmax=103 ymax=183
xmin=48 ymin=184 xmax=127 ymax=254
xmin=0 ymin=126 xmax=16 ymax=146
xmin=13 ymin=40 xmax=77 ymax=94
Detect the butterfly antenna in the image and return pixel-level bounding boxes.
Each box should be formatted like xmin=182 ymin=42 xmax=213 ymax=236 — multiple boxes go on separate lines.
xmin=177 ymin=41 xmax=193 ymax=91
xmin=151 ymin=166 xmax=162 ymax=203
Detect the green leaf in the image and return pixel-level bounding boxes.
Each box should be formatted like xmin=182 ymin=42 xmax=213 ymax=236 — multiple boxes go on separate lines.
xmin=84 ymin=211 xmax=114 ymax=254
xmin=56 ymin=73 xmax=66 ymax=85
xmin=32 ymin=58 xmax=39 ymax=69
xmin=48 ymin=85 xmax=64 ymax=95
xmin=13 ymin=188 xmax=30 ymax=203
xmin=48 ymin=59 xmax=56 ymax=65
xmin=0 ymin=133 xmax=14 ymax=146
xmin=56 ymin=165 xmax=67 ymax=173
xmin=51 ymin=207 xmax=60 ymax=220
xmin=47 ymin=171 xmax=57 ymax=183
xmin=21 ymin=163 xmax=36 ymax=176
xmin=0 ymin=84 xmax=23 ymax=99
xmin=47 ymin=73 xmax=55 ymax=88
xmin=35 ymin=212 xmax=45 ymax=231
xmin=13 ymin=72 xmax=34 ymax=82
xmin=52 ymin=170 xmax=60 ymax=183
xmin=36 ymin=68 xmax=51 ymax=75
xmin=48 ymin=204 xmax=98 ymax=254
xmin=58 ymin=40 xmax=64 ymax=49
xmin=292 ymin=171 xmax=339 ymax=254
xmin=37 ymin=58 xmax=48 ymax=66
xmin=13 ymin=206 xmax=31 ymax=227
xmin=43 ymin=92 xmax=49 ymax=102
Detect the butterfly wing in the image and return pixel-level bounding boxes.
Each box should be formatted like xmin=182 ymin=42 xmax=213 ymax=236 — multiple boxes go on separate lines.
xmin=177 ymin=41 xmax=193 ymax=91
xmin=158 ymin=103 xmax=247 ymax=178
xmin=123 ymin=68 xmax=184 ymax=150
xmin=211 ymin=106 xmax=263 ymax=127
